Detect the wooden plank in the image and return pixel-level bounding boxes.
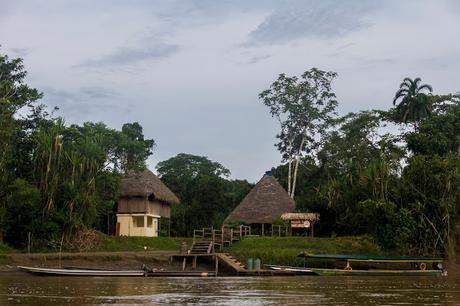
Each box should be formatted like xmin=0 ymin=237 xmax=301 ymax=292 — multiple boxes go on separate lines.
xmin=215 ymin=253 xmax=246 ymax=273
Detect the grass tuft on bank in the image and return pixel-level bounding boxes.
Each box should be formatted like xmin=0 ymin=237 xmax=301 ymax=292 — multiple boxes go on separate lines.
xmin=0 ymin=242 xmax=12 ymax=255
xmin=227 ymin=236 xmax=383 ymax=266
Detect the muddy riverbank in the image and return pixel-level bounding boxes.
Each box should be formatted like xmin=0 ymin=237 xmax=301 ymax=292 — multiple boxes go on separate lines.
xmin=0 ymin=251 xmax=218 ymax=274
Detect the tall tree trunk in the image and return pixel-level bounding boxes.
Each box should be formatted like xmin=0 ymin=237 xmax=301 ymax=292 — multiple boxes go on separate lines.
xmin=287 ymin=138 xmax=293 ymax=195
xmin=290 ymin=129 xmax=306 ymax=198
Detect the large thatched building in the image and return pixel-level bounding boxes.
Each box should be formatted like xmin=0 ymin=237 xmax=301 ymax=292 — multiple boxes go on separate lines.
xmin=223 ymin=172 xmax=295 ymax=235
xmin=116 ymin=169 xmax=179 ymax=237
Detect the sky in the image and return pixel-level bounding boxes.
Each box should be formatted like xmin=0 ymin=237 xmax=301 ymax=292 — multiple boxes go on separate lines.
xmin=1 ymin=0 xmax=459 ymax=182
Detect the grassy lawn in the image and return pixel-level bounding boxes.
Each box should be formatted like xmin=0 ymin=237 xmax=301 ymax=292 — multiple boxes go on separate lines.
xmin=1 ymin=236 xmax=194 ymax=254
xmin=227 ymin=236 xmax=383 ymax=267
xmin=94 ymin=236 xmax=194 ymax=252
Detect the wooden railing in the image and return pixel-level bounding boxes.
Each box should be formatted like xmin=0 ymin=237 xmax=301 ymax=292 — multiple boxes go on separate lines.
xmin=193 ymin=225 xmax=253 ymax=252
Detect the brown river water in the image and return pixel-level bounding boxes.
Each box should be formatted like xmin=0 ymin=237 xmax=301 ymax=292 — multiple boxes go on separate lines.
xmin=1 ymin=275 xmax=460 ymax=305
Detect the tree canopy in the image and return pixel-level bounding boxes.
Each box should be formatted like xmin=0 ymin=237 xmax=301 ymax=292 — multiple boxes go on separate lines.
xmin=157 ymin=153 xmax=251 ymax=236
xmin=260 ymin=68 xmax=338 ymax=198
xmin=392 ymin=77 xmax=433 ymax=128
xmin=0 ymin=51 xmax=155 ymax=247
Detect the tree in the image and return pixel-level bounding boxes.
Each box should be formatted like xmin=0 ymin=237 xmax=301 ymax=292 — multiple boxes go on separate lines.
xmin=157 ymin=153 xmax=230 ymax=199
xmin=392 ymin=77 xmax=433 ymax=129
xmin=406 ymin=94 xmax=460 ymax=156
xmin=157 ymin=153 xmax=252 ymax=236
xmin=260 ymin=68 xmax=338 ymax=198
xmin=115 ymin=122 xmax=155 ymax=173
xmin=401 ymin=154 xmax=460 ymax=254
xmin=271 ymin=111 xmax=404 ymax=239
xmin=0 ymin=52 xmax=42 ymax=239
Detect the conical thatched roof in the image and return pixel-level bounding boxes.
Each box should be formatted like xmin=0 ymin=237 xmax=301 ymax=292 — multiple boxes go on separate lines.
xmin=120 ymin=169 xmax=180 ymax=204
xmin=224 ymin=174 xmax=295 ymax=225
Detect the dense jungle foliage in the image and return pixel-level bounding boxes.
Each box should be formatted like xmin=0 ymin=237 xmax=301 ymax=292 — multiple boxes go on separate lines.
xmin=1 ymin=52 xmax=459 ymax=257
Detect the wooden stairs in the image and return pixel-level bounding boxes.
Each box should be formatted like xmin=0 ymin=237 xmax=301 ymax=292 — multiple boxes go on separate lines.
xmin=170 ymin=227 xmax=252 ymax=273
xmin=190 ymin=240 xmax=213 ymax=254
xmin=216 ymin=253 xmax=246 ymax=273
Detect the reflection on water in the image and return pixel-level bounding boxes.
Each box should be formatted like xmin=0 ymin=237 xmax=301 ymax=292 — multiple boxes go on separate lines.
xmin=2 ymin=275 xmax=460 ymax=305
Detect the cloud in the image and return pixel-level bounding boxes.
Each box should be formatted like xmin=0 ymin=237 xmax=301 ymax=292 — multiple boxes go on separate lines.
xmin=245 ymin=0 xmax=379 ymax=46
xmin=43 ymin=86 xmax=119 ymax=114
xmin=79 ymin=42 xmax=179 ymax=68
xmin=248 ymin=54 xmax=271 ymax=64
xmin=9 ymin=47 xmax=29 ymax=57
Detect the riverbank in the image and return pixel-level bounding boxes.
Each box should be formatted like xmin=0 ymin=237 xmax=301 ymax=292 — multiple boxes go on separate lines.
xmin=0 ymin=250 xmax=205 ymax=274
xmin=2 ymin=236 xmax=458 ymax=276
xmin=227 ymin=236 xmax=383 ymax=266
xmin=0 ymin=237 xmax=199 ymax=274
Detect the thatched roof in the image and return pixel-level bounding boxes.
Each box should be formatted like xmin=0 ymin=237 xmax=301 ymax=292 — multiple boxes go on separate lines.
xmin=223 ymin=174 xmax=295 ymax=225
xmin=120 ymin=169 xmax=180 ymax=204
xmin=281 ymin=212 xmax=320 ymax=222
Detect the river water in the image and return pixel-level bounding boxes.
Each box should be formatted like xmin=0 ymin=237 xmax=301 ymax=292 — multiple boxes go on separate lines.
xmin=2 ymin=275 xmax=460 ymax=305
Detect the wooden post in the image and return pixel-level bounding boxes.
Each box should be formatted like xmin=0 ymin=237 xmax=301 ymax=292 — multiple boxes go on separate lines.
xmin=221 ymin=230 xmax=224 ymax=250
xmin=230 ymin=228 xmax=233 ymax=245
xmin=215 ymin=255 xmax=219 ymax=276
xmin=28 ymin=232 xmax=31 ymax=256
xmin=262 ymin=224 xmax=264 ymax=236
xmin=182 ymin=258 xmax=186 ymax=271
xmin=311 ymin=221 xmax=314 ymax=237
xmin=168 ymin=218 xmax=171 ymax=237
xmin=158 ymin=218 xmax=161 ymax=237
xmin=193 ymin=256 xmax=197 ymax=269
xmin=278 ymin=225 xmax=281 ymax=237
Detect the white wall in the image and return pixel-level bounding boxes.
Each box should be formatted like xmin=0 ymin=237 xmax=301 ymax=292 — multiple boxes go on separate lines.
xmin=117 ymin=214 xmax=159 ymax=237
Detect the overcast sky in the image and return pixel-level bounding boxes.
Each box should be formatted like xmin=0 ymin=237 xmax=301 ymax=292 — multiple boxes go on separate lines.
xmin=1 ymin=0 xmax=459 ymax=182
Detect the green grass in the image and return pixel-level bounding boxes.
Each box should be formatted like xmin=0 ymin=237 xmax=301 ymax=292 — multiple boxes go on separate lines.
xmin=0 ymin=243 xmax=12 ymax=264
xmin=94 ymin=236 xmax=194 ymax=252
xmin=1 ymin=236 xmax=194 ymax=254
xmin=227 ymin=236 xmax=383 ymax=267
xmin=0 ymin=242 xmax=12 ymax=255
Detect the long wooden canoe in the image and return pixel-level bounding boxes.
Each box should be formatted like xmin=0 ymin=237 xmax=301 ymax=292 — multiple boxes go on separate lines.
xmin=146 ymin=271 xmax=216 ymax=277
xmin=297 ymin=253 xmax=446 ymax=276
xmin=264 ymin=264 xmax=315 ymax=275
xmin=298 ymin=253 xmax=444 ymax=263
xmin=309 ymin=268 xmax=445 ymax=276
xmin=18 ymin=266 xmax=146 ymax=276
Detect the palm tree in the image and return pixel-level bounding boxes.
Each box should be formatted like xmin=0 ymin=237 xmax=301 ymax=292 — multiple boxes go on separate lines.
xmin=393 ymin=77 xmax=433 ymax=129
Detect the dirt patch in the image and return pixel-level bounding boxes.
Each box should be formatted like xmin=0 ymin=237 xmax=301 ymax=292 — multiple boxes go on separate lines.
xmin=445 ymin=260 xmax=460 ymax=277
